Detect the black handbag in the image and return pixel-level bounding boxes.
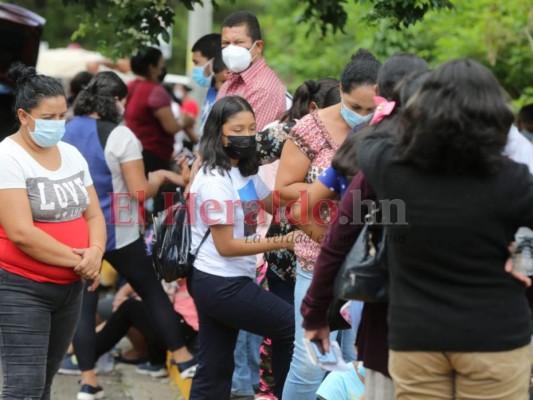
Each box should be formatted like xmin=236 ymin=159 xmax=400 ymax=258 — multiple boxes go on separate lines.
xmin=151 ymin=191 xmax=210 ymax=282
xmin=327 ymin=297 xmax=351 ymax=331
xmin=333 ymin=212 xmax=388 ymax=303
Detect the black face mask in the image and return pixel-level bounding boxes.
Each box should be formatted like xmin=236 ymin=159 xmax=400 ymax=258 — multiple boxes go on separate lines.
xmin=224 ymin=135 xmax=256 ymax=160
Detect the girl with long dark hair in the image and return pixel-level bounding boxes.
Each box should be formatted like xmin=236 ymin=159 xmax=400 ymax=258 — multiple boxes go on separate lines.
xmin=188 ymin=96 xmax=295 ymax=400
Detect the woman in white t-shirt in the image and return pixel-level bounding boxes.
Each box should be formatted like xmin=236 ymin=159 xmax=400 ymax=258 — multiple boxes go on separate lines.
xmin=0 ymin=64 xmax=106 ymax=399
xmin=63 ymin=71 xmax=196 ymax=399
xmin=188 ymin=96 xmax=295 ymax=400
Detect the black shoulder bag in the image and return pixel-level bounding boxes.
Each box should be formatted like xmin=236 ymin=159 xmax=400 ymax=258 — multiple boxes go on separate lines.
xmin=333 ymin=209 xmax=388 ymax=303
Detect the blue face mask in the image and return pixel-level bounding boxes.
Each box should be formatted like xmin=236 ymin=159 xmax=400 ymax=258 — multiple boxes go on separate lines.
xmin=192 ymin=63 xmax=213 ymax=88
xmin=341 ymin=102 xmax=372 ymax=128
xmin=26 ymin=113 xmax=66 ymax=147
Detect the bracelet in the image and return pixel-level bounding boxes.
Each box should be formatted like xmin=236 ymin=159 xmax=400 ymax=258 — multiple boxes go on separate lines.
xmin=90 ymin=244 xmax=105 ymax=254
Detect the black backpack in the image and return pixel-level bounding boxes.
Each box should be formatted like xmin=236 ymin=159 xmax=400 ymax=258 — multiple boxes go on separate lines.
xmin=151 ymin=191 xmax=210 ymax=282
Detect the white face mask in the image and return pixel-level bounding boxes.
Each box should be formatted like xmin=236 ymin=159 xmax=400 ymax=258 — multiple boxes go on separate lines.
xmin=173 ymin=90 xmax=184 ymax=100
xmin=222 ymin=42 xmax=257 ymax=73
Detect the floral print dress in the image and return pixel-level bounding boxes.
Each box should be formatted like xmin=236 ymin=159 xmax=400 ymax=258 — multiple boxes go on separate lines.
xmin=256 ymin=120 xmax=299 ymax=282
xmin=287 ymin=111 xmax=340 ymax=273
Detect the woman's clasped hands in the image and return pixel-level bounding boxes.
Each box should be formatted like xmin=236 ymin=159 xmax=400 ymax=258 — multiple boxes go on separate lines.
xmin=73 ymin=245 xmax=104 ymax=291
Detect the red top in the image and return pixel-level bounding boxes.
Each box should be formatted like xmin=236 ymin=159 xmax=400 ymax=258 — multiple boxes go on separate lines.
xmin=217 ymin=58 xmax=286 ymax=131
xmin=181 ymin=99 xmax=199 ymax=118
xmin=0 ymin=217 xmax=89 ymax=284
xmin=125 ymin=80 xmax=173 ymax=162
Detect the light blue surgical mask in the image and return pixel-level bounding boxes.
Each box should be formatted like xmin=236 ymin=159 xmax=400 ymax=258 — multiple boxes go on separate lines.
xmin=25 ymin=113 xmax=66 ymax=147
xmin=341 ymin=102 xmax=372 ymax=128
xmin=192 ymin=63 xmax=213 ymax=88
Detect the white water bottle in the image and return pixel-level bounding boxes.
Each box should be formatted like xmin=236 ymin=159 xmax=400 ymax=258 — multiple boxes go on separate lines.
xmin=513 ymin=238 xmax=533 ymax=276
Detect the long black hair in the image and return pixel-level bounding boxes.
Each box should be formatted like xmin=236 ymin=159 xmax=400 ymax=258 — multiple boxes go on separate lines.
xmin=73 ymin=71 xmax=128 ymax=124
xmin=200 ymin=96 xmax=259 ymax=177
xmin=8 ymin=62 xmax=65 ymax=115
xmin=398 ymin=59 xmax=513 ymax=176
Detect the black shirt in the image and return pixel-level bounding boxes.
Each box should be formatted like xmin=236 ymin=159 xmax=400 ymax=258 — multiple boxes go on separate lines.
xmin=359 ymin=131 xmax=533 ymax=352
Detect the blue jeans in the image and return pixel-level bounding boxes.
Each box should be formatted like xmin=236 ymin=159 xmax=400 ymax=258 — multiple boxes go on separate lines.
xmin=350 ymin=301 xmax=364 ymax=337
xmin=0 ymin=268 xmax=83 ymax=399
xmin=338 ymin=323 xmax=357 ymax=362
xmin=231 ymin=330 xmax=262 ymax=396
xmin=339 ymin=300 xmax=364 ymax=361
xmin=282 ymin=264 xmax=354 ymax=400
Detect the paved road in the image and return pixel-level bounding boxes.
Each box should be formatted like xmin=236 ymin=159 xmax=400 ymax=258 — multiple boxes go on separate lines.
xmin=2 ymin=363 xmax=183 ymax=400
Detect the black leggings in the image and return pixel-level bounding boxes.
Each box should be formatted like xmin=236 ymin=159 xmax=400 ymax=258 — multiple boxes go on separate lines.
xmin=97 ymin=298 xmax=166 ymax=364
xmin=72 ymin=237 xmax=187 ymax=371
xmin=142 ymin=150 xmax=176 ymax=215
xmin=95 ymin=298 xmax=197 ymax=365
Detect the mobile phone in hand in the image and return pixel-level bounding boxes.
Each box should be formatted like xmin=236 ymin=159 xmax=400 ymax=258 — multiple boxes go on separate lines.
xmin=184 ymin=153 xmax=196 ymax=167
xmin=304 ymin=338 xmax=337 ymax=365
xmin=173 ymin=150 xmax=195 ymax=171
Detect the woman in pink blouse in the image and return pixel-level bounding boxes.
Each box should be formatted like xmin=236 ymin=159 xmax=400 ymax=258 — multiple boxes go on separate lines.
xmin=276 ymin=49 xmax=381 ymax=400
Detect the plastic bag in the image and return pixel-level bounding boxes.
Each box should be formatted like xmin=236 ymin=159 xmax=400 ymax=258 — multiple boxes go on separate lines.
xmin=151 ymin=192 xmax=193 ymax=282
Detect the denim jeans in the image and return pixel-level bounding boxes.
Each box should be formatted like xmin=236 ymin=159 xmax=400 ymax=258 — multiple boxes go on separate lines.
xmin=0 ymin=268 xmax=83 ymax=399
xmin=231 ymin=330 xmax=262 ymax=396
xmin=189 ymin=269 xmax=294 ymax=400
xmin=282 ymin=264 xmax=354 ymax=400
xmin=338 ymin=300 xmax=364 ymax=361
xmin=350 ymin=300 xmax=364 ymax=337
xmin=338 ymin=322 xmax=357 ymax=362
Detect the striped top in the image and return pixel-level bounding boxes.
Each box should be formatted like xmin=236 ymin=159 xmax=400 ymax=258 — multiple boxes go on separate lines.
xmin=217 ymin=58 xmax=286 ymax=131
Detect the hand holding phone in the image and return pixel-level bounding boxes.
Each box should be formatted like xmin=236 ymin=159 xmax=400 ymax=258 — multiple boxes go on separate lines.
xmin=303 ymin=338 xmax=349 ymax=372
xmin=175 ymin=150 xmax=195 ymax=166
xmin=304 ymin=338 xmax=337 ymax=365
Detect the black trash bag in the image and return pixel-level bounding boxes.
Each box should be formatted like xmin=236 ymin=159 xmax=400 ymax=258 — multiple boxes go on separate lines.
xmin=151 ymin=193 xmax=193 ymax=282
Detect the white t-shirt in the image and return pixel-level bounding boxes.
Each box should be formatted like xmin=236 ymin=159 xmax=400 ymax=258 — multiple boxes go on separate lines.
xmin=104 ymin=125 xmax=144 ymax=249
xmin=504 ymin=124 xmax=533 ymax=174
xmin=0 ymin=138 xmax=93 ymax=222
xmin=504 ymin=125 xmax=533 ymax=241
xmin=189 ymin=166 xmax=270 ymax=278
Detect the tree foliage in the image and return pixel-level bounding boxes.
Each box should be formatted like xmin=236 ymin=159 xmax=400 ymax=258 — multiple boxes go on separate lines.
xmin=64 ymin=0 xmax=176 ymax=58
xmin=59 ymin=0 xmax=452 ymax=58
xmin=261 ymin=0 xmax=533 ymax=108
xmin=18 ymin=0 xmax=533 ymax=106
